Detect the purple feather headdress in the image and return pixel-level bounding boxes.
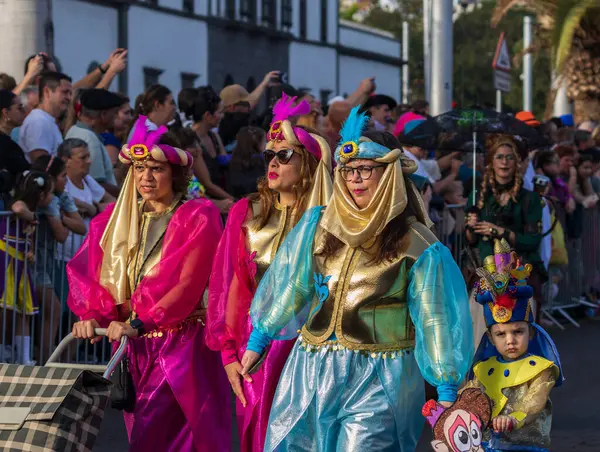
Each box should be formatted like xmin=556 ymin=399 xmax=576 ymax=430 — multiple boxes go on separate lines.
xmin=267 ymin=94 xmax=322 ymax=161
xmin=120 ymin=116 xmax=193 ymax=168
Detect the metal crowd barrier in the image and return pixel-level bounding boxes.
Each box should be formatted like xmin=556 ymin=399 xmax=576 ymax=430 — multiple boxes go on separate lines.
xmin=1 ymin=202 xmax=598 ymax=366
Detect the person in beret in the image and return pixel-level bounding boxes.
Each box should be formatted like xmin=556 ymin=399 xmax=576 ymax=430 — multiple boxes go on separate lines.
xmin=65 ymin=89 xmax=123 ymax=196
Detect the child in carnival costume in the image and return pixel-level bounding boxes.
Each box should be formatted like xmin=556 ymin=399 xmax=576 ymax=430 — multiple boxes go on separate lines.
xmin=463 ymin=239 xmax=564 ymax=452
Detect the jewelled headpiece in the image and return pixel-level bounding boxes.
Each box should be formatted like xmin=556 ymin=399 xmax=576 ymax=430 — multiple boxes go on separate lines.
xmin=266 ymin=94 xmax=322 ymax=161
xmin=120 ymin=116 xmax=193 ymax=168
xmin=475 ymin=239 xmax=534 ymax=327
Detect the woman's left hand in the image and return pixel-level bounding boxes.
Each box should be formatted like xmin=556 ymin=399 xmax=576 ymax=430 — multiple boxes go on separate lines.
xmin=106 ymin=321 xmax=138 ymax=343
xmin=473 ymin=221 xmax=504 ymax=237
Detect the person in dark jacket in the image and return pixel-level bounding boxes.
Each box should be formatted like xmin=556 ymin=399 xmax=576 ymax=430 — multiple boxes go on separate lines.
xmin=228 ymin=126 xmax=266 ymax=198
xmin=0 ymin=89 xmax=30 ymax=208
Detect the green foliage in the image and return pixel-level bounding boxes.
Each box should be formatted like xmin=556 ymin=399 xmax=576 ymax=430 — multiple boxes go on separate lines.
xmin=349 ymin=0 xmax=551 ymax=116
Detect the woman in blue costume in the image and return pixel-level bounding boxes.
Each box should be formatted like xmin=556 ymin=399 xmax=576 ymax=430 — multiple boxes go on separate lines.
xmin=241 ymin=107 xmax=474 ymax=452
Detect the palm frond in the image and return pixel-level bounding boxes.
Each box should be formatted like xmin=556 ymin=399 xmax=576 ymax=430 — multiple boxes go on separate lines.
xmin=554 ymin=0 xmax=600 ymax=73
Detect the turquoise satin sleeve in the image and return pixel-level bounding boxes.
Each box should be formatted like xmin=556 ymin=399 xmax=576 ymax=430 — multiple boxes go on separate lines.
xmin=250 ymin=207 xmax=322 ymax=340
xmin=408 ymin=242 xmax=474 ymax=388
xmin=246 ymin=329 xmax=271 ymax=354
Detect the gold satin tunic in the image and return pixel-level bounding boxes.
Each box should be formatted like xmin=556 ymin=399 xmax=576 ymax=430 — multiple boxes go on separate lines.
xmin=128 ymin=196 xmax=183 ymax=298
xmin=245 ymin=199 xmax=297 ymax=284
xmin=301 ymin=219 xmax=438 ymax=352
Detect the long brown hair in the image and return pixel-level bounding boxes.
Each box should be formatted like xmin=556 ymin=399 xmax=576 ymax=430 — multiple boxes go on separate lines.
xmin=250 ymin=125 xmax=319 ymax=229
xmin=320 ymin=201 xmax=416 ymax=265
xmin=477 ymin=134 xmax=522 ymax=210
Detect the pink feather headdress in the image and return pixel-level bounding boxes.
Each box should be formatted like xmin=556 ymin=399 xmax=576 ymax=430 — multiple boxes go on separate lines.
xmin=120 ymin=116 xmax=193 ymax=167
xmin=267 ymin=93 xmax=322 ymax=161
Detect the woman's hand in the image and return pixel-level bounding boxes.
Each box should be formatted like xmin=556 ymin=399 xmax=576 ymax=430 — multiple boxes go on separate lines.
xmin=492 ymin=415 xmax=517 ymax=433
xmin=106 ymin=321 xmax=138 ymax=343
xmin=241 ymin=350 xmax=261 ymax=375
xmin=466 ymin=213 xmax=478 ymax=229
xmin=473 ymin=221 xmax=504 ymax=238
xmin=72 ymin=319 xmax=102 ymax=344
xmin=224 ymin=360 xmax=253 ymax=407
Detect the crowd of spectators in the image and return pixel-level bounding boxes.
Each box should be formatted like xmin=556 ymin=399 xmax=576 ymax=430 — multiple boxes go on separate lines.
xmin=0 ymin=48 xmax=599 ymax=364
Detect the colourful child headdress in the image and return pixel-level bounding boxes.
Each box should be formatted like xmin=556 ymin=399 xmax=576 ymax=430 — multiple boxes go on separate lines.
xmin=120 ymin=116 xmax=193 ymax=167
xmin=474 ymin=239 xmax=534 ymax=327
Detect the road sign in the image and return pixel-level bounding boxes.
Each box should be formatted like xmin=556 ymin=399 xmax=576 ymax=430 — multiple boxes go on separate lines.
xmin=492 ymin=32 xmax=511 ymax=72
xmin=494 ymin=70 xmax=512 ymax=92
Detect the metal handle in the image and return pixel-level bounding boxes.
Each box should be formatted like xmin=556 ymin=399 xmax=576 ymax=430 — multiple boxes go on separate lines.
xmin=45 ymin=328 xmax=129 ymax=379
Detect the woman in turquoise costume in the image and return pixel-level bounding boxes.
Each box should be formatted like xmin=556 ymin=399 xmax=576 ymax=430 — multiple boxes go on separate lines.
xmin=241 ymin=107 xmax=474 ymax=452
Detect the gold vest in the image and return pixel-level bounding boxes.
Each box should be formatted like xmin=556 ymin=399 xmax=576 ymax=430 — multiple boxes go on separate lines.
xmin=245 ymin=199 xmax=297 ymax=284
xmin=301 ymin=219 xmax=438 ymax=352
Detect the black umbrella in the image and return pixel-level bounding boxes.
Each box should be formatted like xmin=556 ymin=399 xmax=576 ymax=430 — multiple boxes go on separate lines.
xmin=400 ymin=108 xmax=548 ymax=197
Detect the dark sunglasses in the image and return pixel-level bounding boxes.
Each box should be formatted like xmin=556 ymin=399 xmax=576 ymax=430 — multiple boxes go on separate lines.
xmin=264 ymin=149 xmax=295 ymax=165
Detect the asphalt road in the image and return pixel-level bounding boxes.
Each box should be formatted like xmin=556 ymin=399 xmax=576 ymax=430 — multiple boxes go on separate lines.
xmin=94 ymin=319 xmax=599 ymax=451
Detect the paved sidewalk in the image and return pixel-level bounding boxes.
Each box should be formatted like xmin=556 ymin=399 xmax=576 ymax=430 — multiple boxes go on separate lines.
xmin=95 ymin=320 xmax=600 ymax=451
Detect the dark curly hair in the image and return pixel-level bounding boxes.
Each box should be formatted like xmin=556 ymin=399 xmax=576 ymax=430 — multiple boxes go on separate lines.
xmin=155 ymin=131 xmax=192 ymax=196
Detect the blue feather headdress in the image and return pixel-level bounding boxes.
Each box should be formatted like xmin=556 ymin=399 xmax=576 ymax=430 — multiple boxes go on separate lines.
xmin=335 ymin=106 xmax=391 ymax=164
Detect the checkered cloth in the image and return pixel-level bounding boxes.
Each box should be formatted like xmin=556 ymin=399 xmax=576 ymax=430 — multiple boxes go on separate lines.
xmin=0 ymin=364 xmax=110 ymax=451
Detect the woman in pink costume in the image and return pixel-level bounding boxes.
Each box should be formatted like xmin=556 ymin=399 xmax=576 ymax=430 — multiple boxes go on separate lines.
xmin=205 ymin=94 xmax=332 ymax=451
xmin=68 ymin=117 xmax=230 ymax=451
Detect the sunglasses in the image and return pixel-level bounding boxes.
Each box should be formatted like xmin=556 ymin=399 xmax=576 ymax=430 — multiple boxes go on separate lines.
xmin=264 ymin=149 xmax=295 ymax=165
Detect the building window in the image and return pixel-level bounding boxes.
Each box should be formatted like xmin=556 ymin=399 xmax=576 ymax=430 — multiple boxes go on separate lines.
xmin=299 ymin=0 xmax=307 ymax=39
xmin=241 ymin=0 xmax=257 ymax=22
xmin=226 ymin=0 xmax=235 ymax=19
xmin=143 ymin=67 xmax=163 ymax=88
xmin=281 ymin=0 xmax=292 ymax=29
xmin=262 ymin=0 xmax=276 ymax=27
xmin=223 ymin=74 xmax=234 ymax=88
xmin=320 ymin=0 xmax=328 ymax=42
xmin=146 ymin=0 xmax=158 ymax=5
xmin=183 ymin=0 xmax=194 ymax=14
xmin=181 ymin=72 xmax=198 ymax=89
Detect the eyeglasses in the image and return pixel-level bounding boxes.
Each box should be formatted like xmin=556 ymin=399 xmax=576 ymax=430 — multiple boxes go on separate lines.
xmin=339 ymin=165 xmax=386 ymax=181
xmin=264 ymin=149 xmax=295 ymax=165
xmin=493 ymin=154 xmax=516 ymax=162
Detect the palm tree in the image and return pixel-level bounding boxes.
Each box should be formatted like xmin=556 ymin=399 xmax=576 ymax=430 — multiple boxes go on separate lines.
xmin=493 ymin=0 xmax=600 ymax=122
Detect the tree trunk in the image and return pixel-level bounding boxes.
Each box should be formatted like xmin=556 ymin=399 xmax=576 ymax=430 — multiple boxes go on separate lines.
xmin=573 ymin=96 xmax=600 ymax=124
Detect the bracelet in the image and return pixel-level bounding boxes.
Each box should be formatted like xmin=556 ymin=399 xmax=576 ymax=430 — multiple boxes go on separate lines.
xmin=502 ymin=229 xmax=512 ymax=241
xmin=99 ymin=64 xmax=108 ymax=74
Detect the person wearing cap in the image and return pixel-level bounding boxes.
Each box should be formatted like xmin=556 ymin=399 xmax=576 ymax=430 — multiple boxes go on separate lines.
xmin=516 ymin=111 xmax=541 ymax=128
xmin=68 ymin=117 xmax=231 ymax=451
xmin=206 ymin=93 xmax=332 ymax=452
xmin=65 ymin=88 xmax=123 ymax=196
xmin=220 ymin=70 xmax=281 ymax=113
xmin=360 ymin=93 xmax=397 ymax=131
xmin=240 ymin=107 xmax=472 ymax=451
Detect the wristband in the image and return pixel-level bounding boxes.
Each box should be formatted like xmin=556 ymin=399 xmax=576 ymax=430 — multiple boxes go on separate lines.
xmin=99 ymin=64 xmax=108 ymax=74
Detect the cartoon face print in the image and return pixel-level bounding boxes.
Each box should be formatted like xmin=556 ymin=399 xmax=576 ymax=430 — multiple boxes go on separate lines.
xmin=432 ymin=410 xmax=483 ymax=451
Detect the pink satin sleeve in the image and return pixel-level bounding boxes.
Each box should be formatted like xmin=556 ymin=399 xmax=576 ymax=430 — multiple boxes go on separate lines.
xmin=205 ymin=198 xmax=255 ymax=365
xmin=133 ymin=199 xmax=223 ymax=329
xmin=66 ymin=204 xmax=119 ymax=327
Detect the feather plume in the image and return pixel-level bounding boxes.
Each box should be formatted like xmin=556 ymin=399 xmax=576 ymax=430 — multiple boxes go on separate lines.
xmin=495 ymin=294 xmax=516 ymax=310
xmin=338 ymin=106 xmax=369 ymax=147
xmin=272 ymin=93 xmax=310 ymax=122
xmin=127 ymin=115 xmax=168 ymax=149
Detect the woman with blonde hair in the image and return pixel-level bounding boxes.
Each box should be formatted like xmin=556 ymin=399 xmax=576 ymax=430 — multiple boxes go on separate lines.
xmin=466 ymin=134 xmax=546 ymax=320
xmin=206 ymin=93 xmax=332 ymax=452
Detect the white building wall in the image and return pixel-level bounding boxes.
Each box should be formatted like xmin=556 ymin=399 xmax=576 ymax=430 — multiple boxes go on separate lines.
xmin=52 ymin=0 xmax=118 ymax=89
xmin=326 ymin=0 xmax=338 ymax=45
xmin=339 ymin=55 xmax=400 ymax=101
xmin=127 ymin=6 xmax=208 ymax=97
xmin=288 ymin=42 xmax=336 ymax=95
xmin=339 ymin=23 xmax=400 ymax=59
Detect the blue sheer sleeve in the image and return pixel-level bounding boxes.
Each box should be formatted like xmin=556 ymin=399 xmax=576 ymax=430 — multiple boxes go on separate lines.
xmin=249 ymin=206 xmax=322 ymax=342
xmin=408 ymin=242 xmax=474 ymax=400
